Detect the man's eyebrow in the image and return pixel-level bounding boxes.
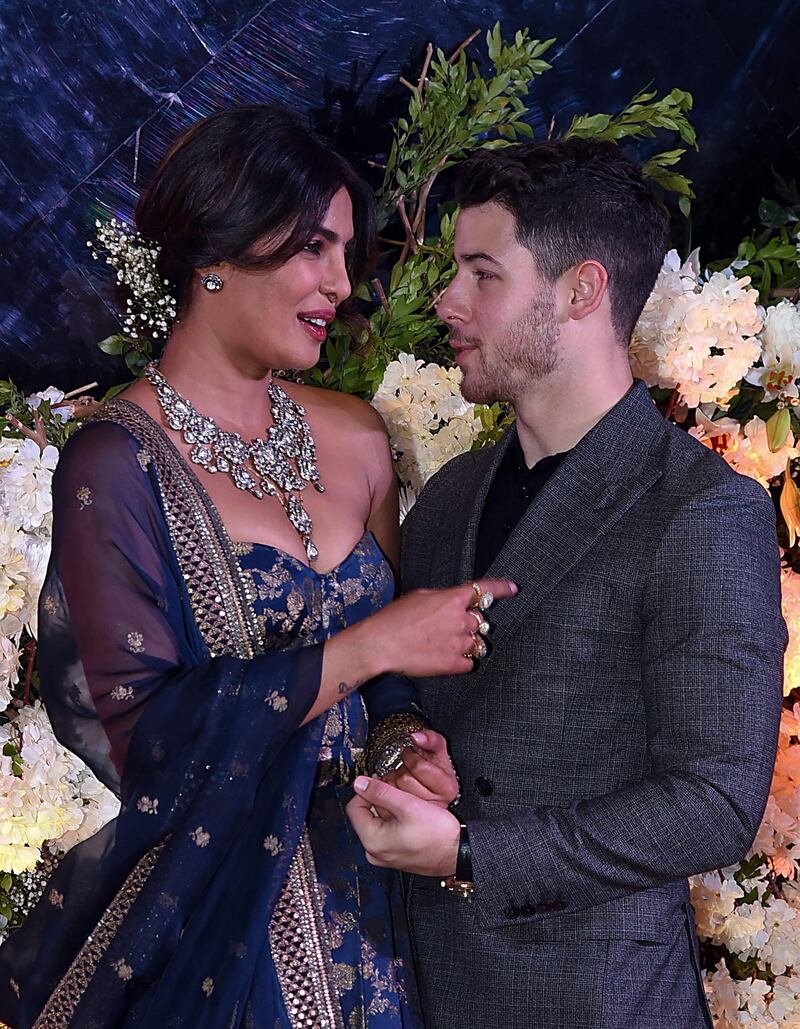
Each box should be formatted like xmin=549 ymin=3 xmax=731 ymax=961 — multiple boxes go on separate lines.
xmin=457 ymin=250 xmax=503 ymax=266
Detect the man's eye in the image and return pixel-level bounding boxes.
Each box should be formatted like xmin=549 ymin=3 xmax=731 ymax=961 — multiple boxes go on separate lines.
xmin=476 ymin=271 xmax=494 ymax=281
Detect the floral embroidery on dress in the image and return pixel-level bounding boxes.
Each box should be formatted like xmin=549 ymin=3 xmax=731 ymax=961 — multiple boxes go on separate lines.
xmin=136 ymin=796 xmax=159 ymax=814
xmin=263 ymin=835 xmax=282 ymax=856
xmin=76 ymin=486 xmax=92 ymax=509
xmin=48 ymin=888 xmax=63 ymax=908
xmin=127 ymin=631 xmax=144 ymax=653
xmin=266 ymin=690 xmax=288 ymax=712
xmin=201 ymin=977 xmax=214 ymax=997
xmin=42 ymin=594 xmax=57 ymax=616
xmin=9 ymin=979 xmax=19 ymax=999
xmin=190 ymin=826 xmax=210 ymax=847
xmin=113 ymin=958 xmax=133 ymax=981
xmin=110 ymin=684 xmax=134 ymax=701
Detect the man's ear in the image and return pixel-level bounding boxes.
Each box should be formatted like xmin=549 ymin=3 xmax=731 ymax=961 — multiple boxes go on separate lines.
xmin=563 ymin=260 xmax=609 ymax=322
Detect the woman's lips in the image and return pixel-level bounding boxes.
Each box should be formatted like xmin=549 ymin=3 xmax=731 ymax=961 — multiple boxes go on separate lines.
xmin=298 ymin=316 xmax=328 ymax=343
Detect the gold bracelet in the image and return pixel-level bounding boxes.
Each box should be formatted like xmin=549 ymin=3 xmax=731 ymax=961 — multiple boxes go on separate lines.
xmin=364 ymin=712 xmax=428 ymax=777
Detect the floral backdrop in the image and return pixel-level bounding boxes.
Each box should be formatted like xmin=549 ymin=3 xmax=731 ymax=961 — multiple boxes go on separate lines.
xmin=2 ymin=23 xmax=800 ymax=1027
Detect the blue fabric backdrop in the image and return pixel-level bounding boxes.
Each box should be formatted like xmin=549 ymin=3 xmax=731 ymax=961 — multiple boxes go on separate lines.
xmin=2 ymin=0 xmax=799 ymax=392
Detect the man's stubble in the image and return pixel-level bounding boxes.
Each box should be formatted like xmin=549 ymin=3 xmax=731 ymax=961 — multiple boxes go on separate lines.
xmin=459 ymin=290 xmax=560 ymax=406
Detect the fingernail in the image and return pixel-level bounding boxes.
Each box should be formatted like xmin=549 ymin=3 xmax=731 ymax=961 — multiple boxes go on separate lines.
xmin=411 ymin=731 xmax=427 ymax=744
xmin=354 ymin=776 xmax=370 ymax=793
xmin=509 ymin=581 xmax=519 ymax=595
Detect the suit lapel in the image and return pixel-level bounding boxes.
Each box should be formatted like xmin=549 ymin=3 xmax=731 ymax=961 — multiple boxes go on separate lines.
xmin=479 ymin=381 xmax=668 ymax=645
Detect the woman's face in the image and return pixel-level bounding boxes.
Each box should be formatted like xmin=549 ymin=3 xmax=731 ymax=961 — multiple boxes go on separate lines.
xmin=196 ymin=186 xmax=355 ymax=374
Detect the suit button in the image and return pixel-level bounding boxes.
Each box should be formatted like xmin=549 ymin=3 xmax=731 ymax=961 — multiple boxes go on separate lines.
xmin=475 ymin=777 xmax=493 ymax=796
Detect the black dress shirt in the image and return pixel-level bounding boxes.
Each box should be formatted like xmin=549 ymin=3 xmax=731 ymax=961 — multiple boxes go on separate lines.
xmin=474 ymin=433 xmax=569 ymax=579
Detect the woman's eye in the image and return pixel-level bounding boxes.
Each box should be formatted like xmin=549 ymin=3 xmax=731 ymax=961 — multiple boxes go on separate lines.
xmin=303 ymin=240 xmax=323 ymax=255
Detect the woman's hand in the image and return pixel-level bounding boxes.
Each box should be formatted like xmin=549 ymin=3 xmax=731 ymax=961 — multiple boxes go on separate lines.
xmin=361 ymin=578 xmax=518 ymax=680
xmin=312 ymin=578 xmax=517 ymax=725
xmin=381 ymin=730 xmax=460 ymax=808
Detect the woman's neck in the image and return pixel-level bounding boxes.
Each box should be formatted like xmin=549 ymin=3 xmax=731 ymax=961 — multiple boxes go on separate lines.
xmin=156 ymin=324 xmax=274 ymax=437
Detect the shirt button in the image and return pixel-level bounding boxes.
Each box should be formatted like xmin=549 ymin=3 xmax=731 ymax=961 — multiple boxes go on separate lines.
xmin=520 ymin=484 xmax=531 ymax=499
xmin=475 ymin=777 xmax=493 ymax=796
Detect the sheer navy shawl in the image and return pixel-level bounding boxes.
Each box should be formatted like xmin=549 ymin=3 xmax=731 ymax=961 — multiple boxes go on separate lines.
xmin=0 ymin=403 xmax=415 ymax=1028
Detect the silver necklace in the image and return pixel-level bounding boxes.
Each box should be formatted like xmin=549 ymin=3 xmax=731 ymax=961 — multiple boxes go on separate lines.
xmin=145 ymin=362 xmax=325 ymax=563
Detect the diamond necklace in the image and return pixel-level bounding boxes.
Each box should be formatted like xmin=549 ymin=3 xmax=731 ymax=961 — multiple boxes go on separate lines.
xmin=145 ymin=362 xmax=325 ymax=563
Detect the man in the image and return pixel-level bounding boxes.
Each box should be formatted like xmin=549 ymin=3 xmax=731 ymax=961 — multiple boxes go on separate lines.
xmin=347 ymin=139 xmax=787 ymax=1028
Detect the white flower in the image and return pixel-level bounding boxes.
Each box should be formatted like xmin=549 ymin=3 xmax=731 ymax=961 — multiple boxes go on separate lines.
xmin=746 ymin=301 xmax=800 ymax=398
xmin=1 ymin=439 xmax=59 ymax=534
xmin=372 ymin=355 xmax=483 ymax=493
xmin=630 ymin=250 xmax=762 ymax=409
xmin=0 ymin=634 xmax=21 ymax=711
xmin=25 ymin=387 xmax=71 ymax=423
xmin=723 ymin=416 xmax=796 ymax=489
xmin=0 ymin=519 xmax=28 ymax=628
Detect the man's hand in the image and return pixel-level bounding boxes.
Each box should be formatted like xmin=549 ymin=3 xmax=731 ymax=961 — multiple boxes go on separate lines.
xmin=382 ymin=730 xmax=460 ymax=808
xmin=347 ymin=775 xmax=461 ymax=876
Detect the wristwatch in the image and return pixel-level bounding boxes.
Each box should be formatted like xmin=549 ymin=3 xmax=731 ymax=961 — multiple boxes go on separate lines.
xmin=441 ymin=822 xmax=475 ymax=899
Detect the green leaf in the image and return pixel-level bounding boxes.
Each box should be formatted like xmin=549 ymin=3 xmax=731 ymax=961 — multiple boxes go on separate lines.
xmin=97 ymin=334 xmax=127 ymax=356
xmin=767 ymin=407 xmax=791 ymax=452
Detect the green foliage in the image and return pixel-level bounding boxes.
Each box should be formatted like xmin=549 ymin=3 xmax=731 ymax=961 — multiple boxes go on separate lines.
xmin=0 ymin=380 xmax=78 ymax=450
xmin=376 ymin=24 xmax=554 ymax=230
xmin=565 ymin=87 xmax=696 ymax=209
xmin=717 ymin=227 xmax=800 ymax=304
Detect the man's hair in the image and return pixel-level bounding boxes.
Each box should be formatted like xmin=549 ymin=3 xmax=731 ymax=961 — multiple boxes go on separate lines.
xmin=455 ymin=139 xmax=670 ymax=343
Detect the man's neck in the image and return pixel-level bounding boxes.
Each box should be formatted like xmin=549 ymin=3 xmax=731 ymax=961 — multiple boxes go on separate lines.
xmin=511 ymin=367 xmax=634 ymax=469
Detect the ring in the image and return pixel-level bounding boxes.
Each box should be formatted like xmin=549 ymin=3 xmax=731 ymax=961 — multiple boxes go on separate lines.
xmin=463 ymin=635 xmax=488 ymax=660
xmin=469 ymin=582 xmax=483 ymax=607
xmin=469 ymin=610 xmax=490 ymax=636
xmin=478 ymin=591 xmax=494 ymax=611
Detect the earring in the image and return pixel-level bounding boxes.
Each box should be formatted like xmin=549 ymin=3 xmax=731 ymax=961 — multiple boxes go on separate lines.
xmin=201 ymin=273 xmax=224 ymax=293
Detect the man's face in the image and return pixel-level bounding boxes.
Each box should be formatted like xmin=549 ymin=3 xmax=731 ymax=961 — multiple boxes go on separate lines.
xmin=437 ymin=202 xmax=560 ymax=405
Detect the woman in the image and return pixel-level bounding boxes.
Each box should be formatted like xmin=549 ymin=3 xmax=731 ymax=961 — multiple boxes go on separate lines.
xmin=0 ymin=105 xmax=514 ymax=1028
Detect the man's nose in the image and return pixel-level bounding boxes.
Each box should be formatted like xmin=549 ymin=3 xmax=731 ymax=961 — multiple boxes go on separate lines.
xmin=436 ymin=282 xmax=469 ymax=325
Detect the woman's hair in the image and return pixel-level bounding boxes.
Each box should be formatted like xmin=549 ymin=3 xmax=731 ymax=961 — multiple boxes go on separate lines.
xmin=455 ymin=138 xmax=670 ymax=345
xmin=135 ymin=104 xmax=376 ymax=315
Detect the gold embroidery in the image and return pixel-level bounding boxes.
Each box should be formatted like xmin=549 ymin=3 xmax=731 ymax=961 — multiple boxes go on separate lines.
xmin=10 ymin=978 xmax=20 ymax=998
xmin=42 ymin=594 xmax=57 ymax=616
xmin=267 ymin=690 xmax=288 ymax=712
xmin=47 ymin=889 xmax=63 ymax=909
xmin=263 ymin=835 xmax=282 ymax=856
xmin=112 ymin=958 xmax=132 ymax=981
xmin=136 ymin=449 xmax=152 ymax=471
xmin=33 ymin=839 xmax=166 ymax=1028
xmin=333 ymin=962 xmax=357 ymax=994
xmin=201 ymin=977 xmax=214 ymax=997
xmin=136 ymin=796 xmax=158 ymax=815
xmin=75 ymin=486 xmax=92 ymax=510
xmin=269 ymin=831 xmax=345 ymax=1029
xmin=126 ymin=632 xmax=144 ymax=654
xmin=110 ymin=685 xmax=134 ymax=701
xmin=190 ymin=826 xmax=210 ymax=848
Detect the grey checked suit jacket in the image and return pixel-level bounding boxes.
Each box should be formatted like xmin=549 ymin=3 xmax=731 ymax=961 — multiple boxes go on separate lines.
xmin=400 ymin=381 xmax=787 ymax=1028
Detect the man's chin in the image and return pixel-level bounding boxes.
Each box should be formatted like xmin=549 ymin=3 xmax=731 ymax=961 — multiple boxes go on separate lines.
xmin=461 ymin=375 xmax=501 ymax=406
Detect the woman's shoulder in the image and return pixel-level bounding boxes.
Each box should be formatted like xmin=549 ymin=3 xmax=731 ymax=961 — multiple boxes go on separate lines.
xmin=55 ymin=409 xmax=152 ymax=488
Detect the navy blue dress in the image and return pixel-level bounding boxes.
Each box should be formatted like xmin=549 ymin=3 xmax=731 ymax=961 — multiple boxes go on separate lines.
xmin=0 ymin=407 xmax=423 ymax=1029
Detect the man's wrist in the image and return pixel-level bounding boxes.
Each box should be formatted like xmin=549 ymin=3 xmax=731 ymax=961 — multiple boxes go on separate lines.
xmin=441 ymin=821 xmax=474 ymax=898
